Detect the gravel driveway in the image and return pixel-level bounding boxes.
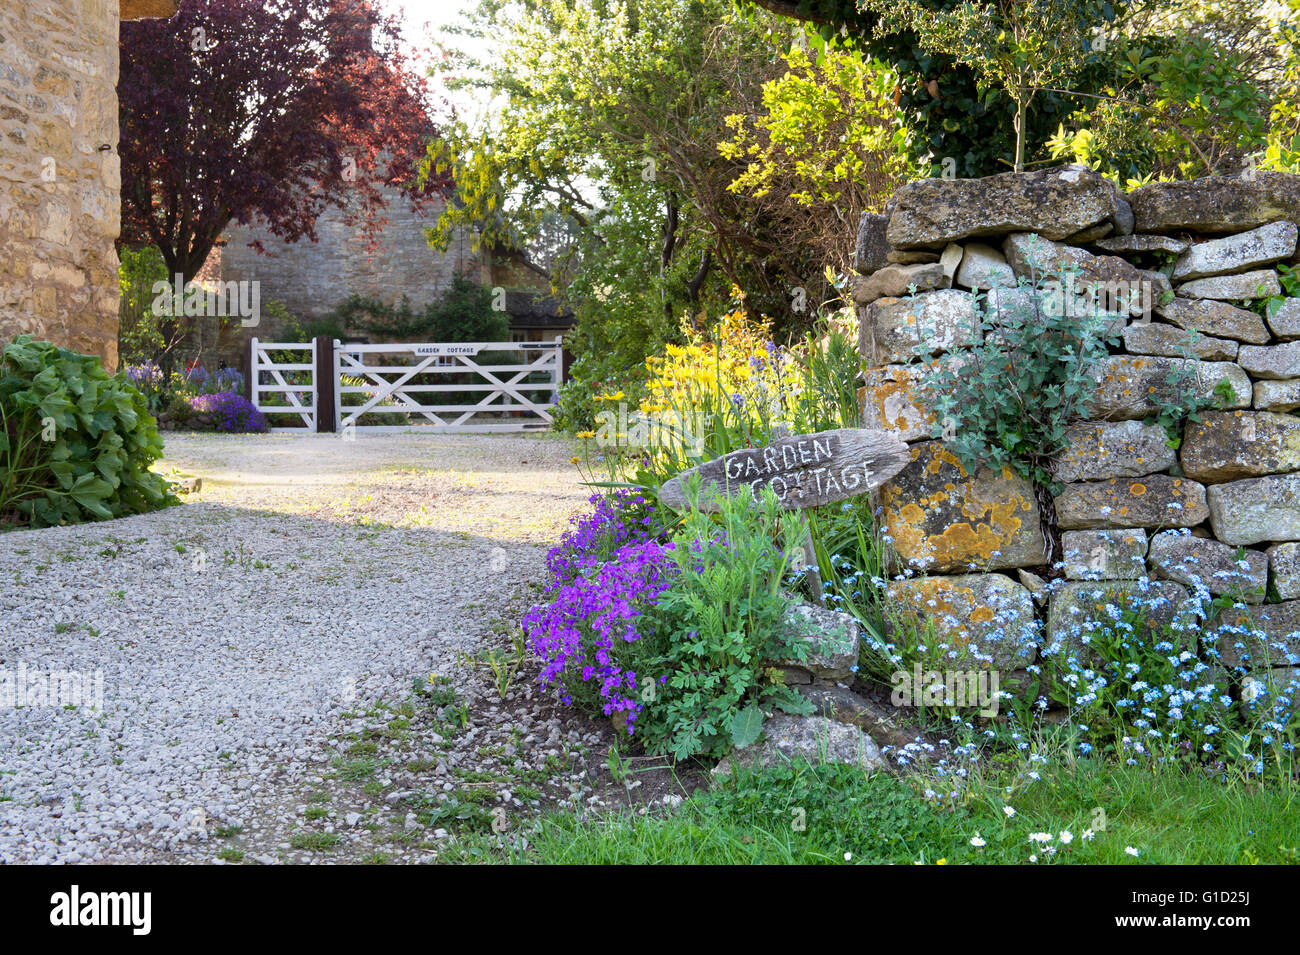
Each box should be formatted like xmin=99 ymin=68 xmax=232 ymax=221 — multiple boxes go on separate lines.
xmin=0 ymin=431 xmax=595 ymax=863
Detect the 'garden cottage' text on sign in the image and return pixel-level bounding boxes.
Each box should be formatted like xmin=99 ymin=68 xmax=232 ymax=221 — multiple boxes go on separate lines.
xmin=658 ymin=428 xmax=910 ymax=512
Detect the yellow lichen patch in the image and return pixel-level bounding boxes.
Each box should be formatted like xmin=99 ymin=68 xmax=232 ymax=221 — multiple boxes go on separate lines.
xmin=928 ymin=520 xmax=1017 ymax=566
xmin=1130 ymin=483 xmax=1146 ymax=496
xmin=879 ymin=442 xmax=1044 ymax=571
xmin=860 ymin=370 xmax=934 ymax=433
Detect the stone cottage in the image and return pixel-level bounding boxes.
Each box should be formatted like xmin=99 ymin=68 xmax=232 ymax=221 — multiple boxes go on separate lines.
xmin=182 ymin=195 xmax=575 ymax=368
xmin=0 ymin=0 xmax=177 ymax=372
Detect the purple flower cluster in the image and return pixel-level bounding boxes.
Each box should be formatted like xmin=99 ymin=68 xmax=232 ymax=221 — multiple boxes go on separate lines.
xmin=522 ymin=538 xmax=675 ymax=728
xmin=545 ymin=490 xmax=659 ymax=589
xmin=188 ymin=390 xmax=268 ymax=433
xmin=182 ymin=364 xmax=211 ymax=390
xmin=124 ymin=361 xmax=165 ymax=389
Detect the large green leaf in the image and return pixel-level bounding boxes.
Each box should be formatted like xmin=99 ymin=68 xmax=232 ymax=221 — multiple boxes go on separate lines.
xmin=729 ymin=704 xmax=765 ymax=749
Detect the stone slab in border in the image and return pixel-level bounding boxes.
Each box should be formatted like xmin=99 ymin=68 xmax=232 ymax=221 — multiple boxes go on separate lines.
xmin=860 ymin=289 xmax=980 ymax=365
xmin=1153 ymin=298 xmax=1269 ymax=343
xmin=1054 ymin=420 xmax=1177 ymax=483
xmin=884 ymin=573 xmax=1039 ymax=669
xmin=858 ymin=364 xmax=934 ymax=442
xmin=1237 ymin=341 xmax=1300 ymax=380
xmin=1206 ymin=472 xmax=1300 ymax=545
xmin=1061 ymin=528 xmax=1149 ymax=580
xmin=1180 ymin=410 xmax=1300 ymax=482
xmin=1269 ymin=542 xmax=1300 ymax=600
xmin=1094 ymin=234 xmax=1190 ymax=256
xmin=770 ymin=601 xmax=861 ymax=682
xmin=877 ymin=441 xmax=1047 ymax=573
xmin=1176 ymin=269 xmax=1282 ymax=301
xmin=713 ymin=715 xmax=883 ymax=777
xmin=1087 ymin=356 xmax=1251 ymax=421
xmin=1171 ymin=221 xmax=1298 ymax=282
xmin=1148 ymin=529 xmax=1268 ymax=601
xmin=1254 ymin=378 xmax=1300 ymax=412
xmin=1054 ymin=475 xmax=1209 ymax=530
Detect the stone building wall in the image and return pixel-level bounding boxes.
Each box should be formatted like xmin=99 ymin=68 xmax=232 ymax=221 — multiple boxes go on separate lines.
xmin=856 ymin=167 xmax=1300 ymax=686
xmin=182 ymin=189 xmax=486 ymax=369
xmin=219 ymin=190 xmax=484 ymax=322
xmin=0 ymin=0 xmax=131 ymax=370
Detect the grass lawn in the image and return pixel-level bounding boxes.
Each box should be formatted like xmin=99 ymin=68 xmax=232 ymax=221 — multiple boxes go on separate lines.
xmin=507 ymin=759 xmax=1300 ymax=865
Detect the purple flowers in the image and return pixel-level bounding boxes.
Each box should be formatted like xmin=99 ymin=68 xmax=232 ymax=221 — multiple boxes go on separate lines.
xmin=525 ymin=491 xmax=671 ymax=729
xmin=545 ymin=490 xmax=660 ymax=589
xmin=523 ymin=538 xmax=675 ymax=728
xmin=188 ymin=390 xmax=268 ymax=433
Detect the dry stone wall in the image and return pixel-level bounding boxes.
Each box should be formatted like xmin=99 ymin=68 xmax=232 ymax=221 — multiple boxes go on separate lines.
xmin=857 ymin=166 xmax=1300 ymax=680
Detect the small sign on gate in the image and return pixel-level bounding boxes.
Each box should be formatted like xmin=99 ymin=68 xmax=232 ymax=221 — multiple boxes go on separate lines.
xmin=413 ymin=344 xmax=480 ymax=356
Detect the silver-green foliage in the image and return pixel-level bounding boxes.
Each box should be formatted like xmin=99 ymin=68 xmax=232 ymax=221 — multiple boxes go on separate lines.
xmin=922 ymin=278 xmax=1118 ymax=490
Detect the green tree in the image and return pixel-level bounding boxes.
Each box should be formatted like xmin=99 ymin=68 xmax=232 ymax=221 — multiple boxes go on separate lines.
xmin=323 ymin=277 xmax=508 ymax=343
xmin=117 ymin=246 xmax=170 ymax=365
xmin=426 ymin=0 xmax=861 ymax=427
xmin=859 ymin=0 xmax=1103 ymax=172
xmin=426 ymin=276 xmax=509 ymax=342
xmin=718 ymin=33 xmax=910 ymax=267
xmin=1047 ymin=0 xmax=1282 ymax=181
xmin=747 ymin=0 xmax=1120 ymax=175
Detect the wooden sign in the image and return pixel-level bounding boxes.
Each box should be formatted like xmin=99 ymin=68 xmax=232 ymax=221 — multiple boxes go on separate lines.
xmin=658 ymin=428 xmax=910 ymax=512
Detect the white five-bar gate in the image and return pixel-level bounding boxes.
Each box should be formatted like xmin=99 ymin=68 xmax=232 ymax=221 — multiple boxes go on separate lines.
xmin=250 ymin=338 xmax=317 ymax=432
xmin=249 ymin=336 xmax=563 ymax=434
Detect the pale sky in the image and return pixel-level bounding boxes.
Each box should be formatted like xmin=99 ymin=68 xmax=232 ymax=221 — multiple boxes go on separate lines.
xmin=377 ymin=0 xmax=497 ymax=123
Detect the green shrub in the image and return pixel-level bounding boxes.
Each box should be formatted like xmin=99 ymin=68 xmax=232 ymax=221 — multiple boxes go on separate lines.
xmin=634 ymin=481 xmax=811 ymax=760
xmin=0 ymin=336 xmax=178 ymax=527
xmin=322 ymin=277 xmax=509 ymax=343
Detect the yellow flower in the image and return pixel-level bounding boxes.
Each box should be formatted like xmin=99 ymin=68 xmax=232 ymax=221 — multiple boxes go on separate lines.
xmin=569 ymin=456 xmax=580 ymax=465
xmin=575 ymin=430 xmax=596 ymax=438
xmin=936 ymin=858 xmax=947 ymax=865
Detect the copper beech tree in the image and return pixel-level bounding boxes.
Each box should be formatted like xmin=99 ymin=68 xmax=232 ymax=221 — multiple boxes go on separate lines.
xmin=118 ymin=0 xmax=449 ymax=288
